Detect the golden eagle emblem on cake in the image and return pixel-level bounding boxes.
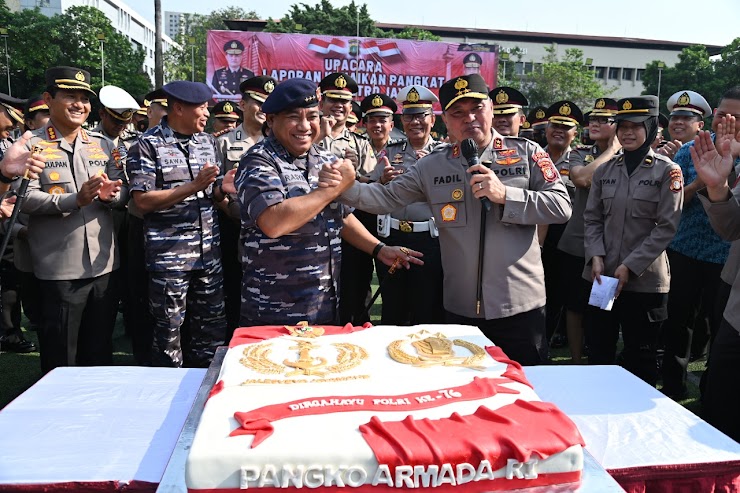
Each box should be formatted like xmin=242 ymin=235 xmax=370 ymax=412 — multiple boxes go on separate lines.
xmin=388 ymin=329 xmax=487 ymax=370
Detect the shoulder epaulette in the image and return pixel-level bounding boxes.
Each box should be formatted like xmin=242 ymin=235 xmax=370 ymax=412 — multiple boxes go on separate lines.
xmin=387 ymin=137 xmax=407 ymax=147
xmin=212 ymin=128 xmax=232 ymax=138
xmin=430 ymin=142 xmax=452 ymax=154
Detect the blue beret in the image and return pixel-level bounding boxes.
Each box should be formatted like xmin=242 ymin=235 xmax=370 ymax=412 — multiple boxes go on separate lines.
xmin=261 ymin=78 xmax=319 ymax=114
xmin=162 ymin=81 xmax=212 ymax=105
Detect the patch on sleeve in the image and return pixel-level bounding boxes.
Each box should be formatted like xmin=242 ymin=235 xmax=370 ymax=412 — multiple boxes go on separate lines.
xmin=536 ymin=157 xmax=559 ymax=183
xmin=669 ymin=168 xmax=683 ymax=192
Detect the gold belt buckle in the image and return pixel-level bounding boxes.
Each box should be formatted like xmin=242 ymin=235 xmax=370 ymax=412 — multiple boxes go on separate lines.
xmin=399 ymin=220 xmax=413 ymax=233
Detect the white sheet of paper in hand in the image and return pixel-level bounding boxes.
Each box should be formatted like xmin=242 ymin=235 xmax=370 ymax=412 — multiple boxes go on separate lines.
xmin=589 ymin=275 xmax=619 ymax=311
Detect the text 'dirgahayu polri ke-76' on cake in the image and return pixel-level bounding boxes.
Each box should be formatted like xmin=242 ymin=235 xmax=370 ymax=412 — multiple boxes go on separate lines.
xmin=185 ymin=323 xmax=584 ymax=492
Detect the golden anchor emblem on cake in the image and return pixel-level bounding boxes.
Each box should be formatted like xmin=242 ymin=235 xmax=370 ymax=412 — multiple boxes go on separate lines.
xmin=388 ymin=329 xmax=487 ymax=370
xmin=283 ymin=340 xmax=328 ymax=377
xmin=240 ymin=322 xmax=369 ymax=381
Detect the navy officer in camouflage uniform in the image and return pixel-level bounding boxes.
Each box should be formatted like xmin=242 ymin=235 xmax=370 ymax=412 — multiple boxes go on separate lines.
xmin=127 ymin=81 xmax=228 ymax=367
xmin=319 ymin=74 xmax=572 ymax=365
xmin=228 ymin=78 xmax=422 ymax=326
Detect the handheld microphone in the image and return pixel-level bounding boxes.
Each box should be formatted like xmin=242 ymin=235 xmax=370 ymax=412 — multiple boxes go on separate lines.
xmin=460 ymin=138 xmax=491 ymax=212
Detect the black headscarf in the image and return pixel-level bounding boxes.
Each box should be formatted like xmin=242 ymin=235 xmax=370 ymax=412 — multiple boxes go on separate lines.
xmin=620 ymin=115 xmax=659 ymax=175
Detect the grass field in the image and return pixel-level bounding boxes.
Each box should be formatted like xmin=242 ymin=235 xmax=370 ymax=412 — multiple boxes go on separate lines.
xmin=0 ymin=290 xmax=708 ymax=418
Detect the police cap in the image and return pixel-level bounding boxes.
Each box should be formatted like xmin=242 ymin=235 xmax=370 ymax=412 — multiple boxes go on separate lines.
xmin=439 ymin=74 xmax=489 ymax=111
xmin=212 ymin=100 xmax=241 ymax=120
xmin=615 ymin=96 xmax=659 ymax=123
xmin=224 ymin=40 xmax=244 ymax=54
xmin=99 ymin=85 xmax=139 ymax=121
xmin=396 ymin=85 xmax=438 ymax=114
xmin=145 ymin=88 xmax=168 ymax=108
xmin=45 ymin=66 xmax=96 ymax=95
xmin=347 ymin=101 xmax=361 ymax=124
xmin=490 ymin=86 xmax=528 ymax=115
xmin=463 ymin=53 xmax=483 ymax=66
xmin=239 ymin=75 xmax=277 ymax=103
xmin=23 ymin=95 xmax=48 ymax=117
xmin=261 ymin=78 xmax=319 ymax=114
xmin=528 ymin=106 xmax=548 ymax=128
xmin=319 ymin=73 xmax=358 ymax=100
xmin=360 ymin=93 xmax=397 ymax=117
xmin=590 ymin=98 xmax=619 ymax=117
xmin=546 ymin=100 xmax=584 ymax=126
xmin=667 ymin=90 xmax=711 ymax=118
xmin=162 ymin=81 xmax=212 ymax=105
xmin=0 ymin=93 xmax=26 ymax=124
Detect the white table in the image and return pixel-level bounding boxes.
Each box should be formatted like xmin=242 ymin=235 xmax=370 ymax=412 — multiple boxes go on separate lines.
xmin=0 ymin=365 xmax=738 ymax=492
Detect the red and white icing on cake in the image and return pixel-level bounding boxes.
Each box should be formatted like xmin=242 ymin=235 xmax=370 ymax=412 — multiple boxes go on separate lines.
xmin=185 ymin=324 xmax=584 ymax=491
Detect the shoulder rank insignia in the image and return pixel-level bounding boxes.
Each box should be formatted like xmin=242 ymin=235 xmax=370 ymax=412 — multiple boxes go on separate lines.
xmin=452 ymin=144 xmax=460 ymax=158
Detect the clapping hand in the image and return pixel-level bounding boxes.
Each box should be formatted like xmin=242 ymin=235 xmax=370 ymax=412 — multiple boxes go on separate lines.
xmin=689 ymin=130 xmax=733 ymax=200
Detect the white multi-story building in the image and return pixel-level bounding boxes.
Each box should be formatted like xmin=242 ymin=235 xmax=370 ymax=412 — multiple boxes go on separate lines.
xmin=165 ymin=11 xmax=183 ymax=39
xmin=13 ymin=0 xmax=178 ymax=82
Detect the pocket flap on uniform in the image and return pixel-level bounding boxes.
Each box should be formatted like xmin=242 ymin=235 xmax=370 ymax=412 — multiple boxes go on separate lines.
xmin=633 ymin=186 xmax=660 ymax=202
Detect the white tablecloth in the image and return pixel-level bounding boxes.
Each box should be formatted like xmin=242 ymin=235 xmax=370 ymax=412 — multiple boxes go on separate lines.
xmin=0 ymin=365 xmax=738 ymax=490
xmin=0 ymin=367 xmax=205 ymax=488
xmin=526 ymin=366 xmax=740 ymax=470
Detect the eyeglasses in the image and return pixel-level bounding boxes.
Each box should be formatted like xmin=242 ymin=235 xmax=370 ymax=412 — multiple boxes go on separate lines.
xmin=590 ymin=117 xmax=615 ymax=125
xmin=402 ymin=112 xmax=431 ymax=123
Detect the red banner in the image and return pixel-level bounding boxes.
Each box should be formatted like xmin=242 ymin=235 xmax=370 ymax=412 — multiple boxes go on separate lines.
xmin=206 ymin=31 xmax=498 ymax=110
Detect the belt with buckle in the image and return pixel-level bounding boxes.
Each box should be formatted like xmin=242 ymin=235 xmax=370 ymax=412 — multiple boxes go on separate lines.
xmin=390 ymin=218 xmax=430 ymax=233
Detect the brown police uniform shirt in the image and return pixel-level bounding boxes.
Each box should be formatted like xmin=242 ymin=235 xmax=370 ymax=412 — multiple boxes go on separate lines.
xmin=582 ymin=149 xmax=683 ymax=293
xmin=698 ymin=179 xmax=740 ymax=333
xmin=557 ymin=145 xmax=601 ymax=258
xmin=340 ymin=131 xmax=572 ymax=319
xmin=22 ymin=122 xmax=128 ymax=281
xmin=217 ymin=123 xmax=263 ymax=170
xmin=319 ymin=128 xmax=377 ymax=177
xmin=368 ymin=137 xmax=439 ymax=221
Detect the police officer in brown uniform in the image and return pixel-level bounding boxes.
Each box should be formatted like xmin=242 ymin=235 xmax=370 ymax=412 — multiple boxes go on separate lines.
xmin=539 ymin=101 xmax=582 ymax=346
xmin=527 ymin=106 xmax=548 ymax=147
xmin=583 ymin=95 xmax=683 ymax=386
xmin=22 ymin=66 xmax=127 ymax=373
xmin=691 ymin=124 xmax=740 ymax=442
xmin=369 ymin=85 xmax=444 ymax=324
xmin=559 ymin=98 xmax=620 ymax=363
xmin=317 ymin=73 xmax=378 ymax=324
xmin=489 ymin=86 xmax=528 ymax=137
xmin=210 ymin=101 xmax=240 ymax=135
xmin=215 ymin=75 xmax=276 ymax=334
xmin=321 ymin=74 xmax=571 ymax=365
xmin=217 ymin=76 xmax=276 ymax=171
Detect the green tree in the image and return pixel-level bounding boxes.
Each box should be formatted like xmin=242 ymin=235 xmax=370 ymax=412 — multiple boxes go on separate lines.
xmin=165 ymin=7 xmax=259 ymax=83
xmin=0 ymin=6 xmax=61 ymax=97
xmin=0 ymin=4 xmax=150 ymax=98
xmin=390 ymin=27 xmax=441 ymax=41
xmin=501 ymin=45 xmax=612 ymax=110
xmin=264 ymin=1 xmax=439 ymax=40
xmin=265 ymin=1 xmax=383 ymax=37
xmin=642 ymin=39 xmax=740 ymax=110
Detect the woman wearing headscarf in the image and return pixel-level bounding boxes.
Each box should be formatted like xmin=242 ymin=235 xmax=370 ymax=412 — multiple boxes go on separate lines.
xmin=582 ymin=96 xmax=684 ymax=386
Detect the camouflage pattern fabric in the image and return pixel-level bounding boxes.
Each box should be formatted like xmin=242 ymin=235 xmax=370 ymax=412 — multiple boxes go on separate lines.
xmin=235 ymin=136 xmax=350 ymax=325
xmin=149 ymin=264 xmax=226 ymax=367
xmin=126 ymin=116 xmax=223 ymax=272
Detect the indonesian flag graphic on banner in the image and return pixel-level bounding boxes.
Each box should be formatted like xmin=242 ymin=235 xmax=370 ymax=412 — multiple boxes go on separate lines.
xmin=360 ymin=39 xmax=401 ymax=57
xmin=307 ymin=37 xmax=349 ymax=55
